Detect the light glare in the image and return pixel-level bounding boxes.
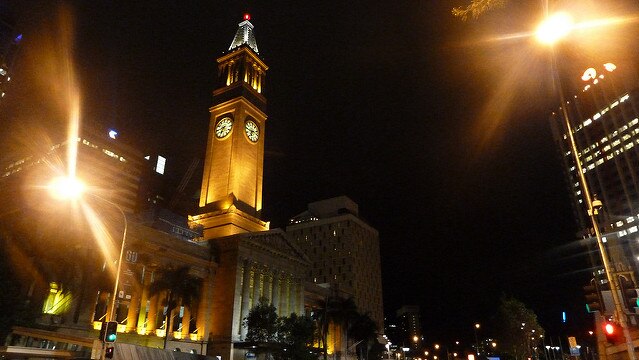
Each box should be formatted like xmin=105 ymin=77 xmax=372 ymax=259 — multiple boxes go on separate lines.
xmin=536 ymin=12 xmax=574 ymax=45
xmin=49 ymin=176 xmax=85 ymax=200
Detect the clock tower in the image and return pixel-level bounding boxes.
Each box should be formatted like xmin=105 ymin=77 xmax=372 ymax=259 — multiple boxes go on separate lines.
xmin=190 ymin=14 xmax=269 ymax=239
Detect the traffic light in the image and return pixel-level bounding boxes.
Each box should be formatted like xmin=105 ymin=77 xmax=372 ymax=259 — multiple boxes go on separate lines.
xmin=625 ymin=289 xmax=639 ymax=310
xmin=103 ymin=321 xmax=118 ymax=343
xmin=603 ymin=321 xmax=623 ymax=344
xmin=584 ymin=281 xmax=602 ymax=313
xmin=104 ymin=346 xmax=115 ymax=359
xmin=618 ymin=276 xmax=639 ymax=311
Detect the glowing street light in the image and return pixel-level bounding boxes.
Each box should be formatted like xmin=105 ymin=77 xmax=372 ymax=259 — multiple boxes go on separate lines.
xmin=535 ymin=12 xmax=637 ymax=360
xmin=473 ymin=323 xmax=481 ymax=356
xmin=49 ymin=176 xmax=85 ymax=200
xmin=535 ymin=12 xmax=573 ymax=45
xmin=48 ymin=176 xmax=128 ymax=325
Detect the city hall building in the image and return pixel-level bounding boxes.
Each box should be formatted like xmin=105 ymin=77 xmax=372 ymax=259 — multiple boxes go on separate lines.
xmin=0 ymin=13 xmax=383 ymax=360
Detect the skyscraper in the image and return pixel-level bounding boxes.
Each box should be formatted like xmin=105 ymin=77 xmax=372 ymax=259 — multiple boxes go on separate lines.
xmin=551 ymin=62 xmax=639 ymax=288
xmin=287 ymin=196 xmax=384 ymax=331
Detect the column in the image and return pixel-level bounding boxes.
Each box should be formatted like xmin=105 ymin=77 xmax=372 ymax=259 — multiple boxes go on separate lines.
xmin=126 ymin=289 xmax=141 ymax=333
xmin=147 ymin=291 xmax=159 ymax=334
xmin=279 ymin=274 xmax=288 ymax=316
xmin=264 ymin=269 xmax=273 ymax=303
xmin=196 ymin=268 xmax=215 ymax=342
xmin=239 ymin=260 xmax=252 ymax=339
xmin=181 ymin=306 xmax=191 ymax=339
xmin=271 ymin=270 xmax=281 ymax=316
xmin=289 ymin=278 xmax=298 ymax=316
xmin=252 ymin=265 xmax=262 ymax=304
xmin=298 ymin=278 xmax=305 ymax=316
xmin=136 ymin=271 xmax=151 ymax=334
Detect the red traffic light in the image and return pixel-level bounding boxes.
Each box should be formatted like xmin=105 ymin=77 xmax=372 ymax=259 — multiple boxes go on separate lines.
xmin=603 ymin=322 xmax=623 ymax=344
xmin=605 ymin=323 xmax=615 ymax=335
xmin=105 ymin=346 xmax=115 ymax=359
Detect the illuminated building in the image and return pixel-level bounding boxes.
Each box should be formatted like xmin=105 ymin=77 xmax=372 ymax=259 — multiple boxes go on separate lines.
xmin=396 ymin=305 xmax=422 ymax=350
xmin=287 ymin=196 xmax=384 ymax=331
xmin=0 ymin=13 xmax=366 ymax=360
xmin=551 ymin=62 xmax=639 ymax=278
xmin=191 ymin=12 xmax=269 ymax=239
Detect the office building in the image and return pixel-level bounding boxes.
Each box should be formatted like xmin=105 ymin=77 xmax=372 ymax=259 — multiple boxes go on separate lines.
xmin=551 ymin=62 xmax=639 ymax=276
xmin=287 ymin=196 xmax=384 ymax=331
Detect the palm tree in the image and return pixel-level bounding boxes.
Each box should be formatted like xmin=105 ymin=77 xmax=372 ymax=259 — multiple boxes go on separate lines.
xmin=148 ymin=266 xmax=201 ymax=349
xmin=314 ymin=296 xmax=358 ymax=360
xmin=348 ymin=312 xmax=378 ymax=360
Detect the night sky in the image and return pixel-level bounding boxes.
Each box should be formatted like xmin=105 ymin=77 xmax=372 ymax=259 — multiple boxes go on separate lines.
xmin=5 ymin=0 xmax=639 ymax=347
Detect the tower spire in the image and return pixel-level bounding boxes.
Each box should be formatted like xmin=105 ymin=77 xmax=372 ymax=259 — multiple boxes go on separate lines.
xmin=229 ymin=14 xmax=259 ymax=54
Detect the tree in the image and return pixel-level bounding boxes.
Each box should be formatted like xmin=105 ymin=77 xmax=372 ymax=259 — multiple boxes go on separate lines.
xmin=348 ymin=312 xmax=378 ymax=360
xmin=314 ymin=296 xmax=359 ymax=360
xmin=148 ymin=266 xmax=201 ymax=350
xmin=244 ymin=297 xmax=280 ymax=343
xmin=452 ymin=0 xmax=506 ymax=20
xmin=278 ymin=313 xmax=316 ymax=360
xmin=493 ymin=295 xmax=545 ymax=360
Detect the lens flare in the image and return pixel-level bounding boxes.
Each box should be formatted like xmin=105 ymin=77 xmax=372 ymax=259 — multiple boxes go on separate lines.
xmin=536 ymin=12 xmax=574 ymax=45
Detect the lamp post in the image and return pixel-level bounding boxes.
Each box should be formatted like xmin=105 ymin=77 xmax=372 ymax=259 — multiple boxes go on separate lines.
xmin=49 ymin=176 xmax=128 ymax=323
xmin=474 ymin=323 xmax=480 ymax=356
xmin=536 ymin=13 xmax=637 ymax=360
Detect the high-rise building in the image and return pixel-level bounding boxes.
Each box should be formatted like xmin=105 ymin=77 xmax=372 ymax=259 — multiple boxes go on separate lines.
xmin=395 ymin=305 xmax=422 ymax=350
xmin=551 ymin=62 xmax=639 ymax=275
xmin=287 ymin=196 xmax=384 ymax=331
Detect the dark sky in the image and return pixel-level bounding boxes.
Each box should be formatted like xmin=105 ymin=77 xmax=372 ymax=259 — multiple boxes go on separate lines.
xmin=6 ymin=0 xmax=639 ymax=347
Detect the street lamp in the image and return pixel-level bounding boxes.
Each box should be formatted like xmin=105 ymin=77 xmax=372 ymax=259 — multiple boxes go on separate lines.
xmin=49 ymin=176 xmax=128 ymax=324
xmin=474 ymin=323 xmax=481 ymax=356
xmin=535 ymin=13 xmax=637 ymax=360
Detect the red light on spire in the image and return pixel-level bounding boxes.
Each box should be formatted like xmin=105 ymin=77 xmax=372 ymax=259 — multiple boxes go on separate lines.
xmin=244 ymin=13 xmax=251 ymax=21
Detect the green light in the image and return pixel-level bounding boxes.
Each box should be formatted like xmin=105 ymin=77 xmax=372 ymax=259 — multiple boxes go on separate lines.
xmin=106 ymin=333 xmax=117 ymax=342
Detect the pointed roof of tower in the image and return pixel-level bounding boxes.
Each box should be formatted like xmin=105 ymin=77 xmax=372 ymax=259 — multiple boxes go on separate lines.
xmin=228 ymin=14 xmax=259 ymax=54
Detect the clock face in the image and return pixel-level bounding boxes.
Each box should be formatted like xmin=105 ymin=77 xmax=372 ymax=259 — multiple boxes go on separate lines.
xmin=245 ymin=120 xmax=259 ymax=142
xmin=215 ymin=117 xmax=233 ymax=138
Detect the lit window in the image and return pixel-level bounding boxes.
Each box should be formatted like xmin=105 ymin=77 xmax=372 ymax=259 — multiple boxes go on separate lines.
xmin=617 ymin=221 xmax=624 ymax=227
xmin=619 ymin=230 xmax=628 ymax=237
xmin=629 ymin=226 xmax=638 ymax=234
xmin=156 ymin=156 xmax=166 ymax=174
